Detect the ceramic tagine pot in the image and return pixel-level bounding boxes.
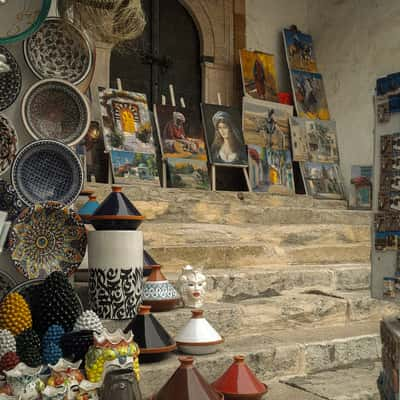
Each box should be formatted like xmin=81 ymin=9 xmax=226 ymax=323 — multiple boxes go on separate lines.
xmin=178 ymin=265 xmax=207 ymax=309
xmin=143 ymin=249 xmax=159 ymax=277
xmin=212 ymin=356 xmax=268 ymax=400
xmin=152 ymin=356 xmax=223 ymax=400
xmin=175 ymin=310 xmax=223 ymax=355
xmin=87 ymin=186 xmax=144 ymax=230
xmin=101 ymin=369 xmax=143 ymax=400
xmin=78 ymin=194 xmax=100 ymax=223
xmin=124 ymin=305 xmax=176 ymax=363
xmin=142 ymin=265 xmax=180 ymax=312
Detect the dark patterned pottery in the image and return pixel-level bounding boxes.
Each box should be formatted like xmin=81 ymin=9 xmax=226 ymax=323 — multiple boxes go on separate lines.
xmin=0 ymin=180 xmax=25 ymax=222
xmin=0 ymin=115 xmax=18 ymax=175
xmin=0 ymin=270 xmax=16 ymax=303
xmin=0 ymin=46 xmax=22 ymax=111
xmin=11 ymin=140 xmax=83 ymax=206
xmin=8 ymin=201 xmax=87 ymax=279
xmin=22 ymin=79 xmax=91 ymax=146
xmin=60 ymin=330 xmax=94 ymax=366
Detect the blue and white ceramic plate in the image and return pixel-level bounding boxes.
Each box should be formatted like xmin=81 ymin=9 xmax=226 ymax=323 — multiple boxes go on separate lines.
xmin=11 ymin=140 xmax=83 ymax=206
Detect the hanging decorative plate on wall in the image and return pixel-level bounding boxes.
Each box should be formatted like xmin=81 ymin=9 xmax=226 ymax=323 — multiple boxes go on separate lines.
xmin=0 ymin=45 xmax=22 ymax=111
xmin=0 ymin=0 xmax=51 ymax=44
xmin=8 ymin=202 xmax=87 ymax=279
xmin=11 ymin=140 xmax=84 ymax=207
xmin=24 ymin=17 xmax=93 ymax=86
xmin=0 ymin=115 xmax=18 ymax=175
xmin=0 ymin=270 xmax=16 ymax=303
xmin=22 ymin=79 xmax=91 ymax=146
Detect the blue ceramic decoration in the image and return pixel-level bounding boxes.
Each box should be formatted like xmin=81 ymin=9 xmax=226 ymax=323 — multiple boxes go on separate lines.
xmin=11 ymin=140 xmax=83 ymax=207
xmin=0 ymin=179 xmax=25 ymax=222
xmin=0 ymin=46 xmax=22 ymax=111
xmin=78 ymin=195 xmax=100 ymax=222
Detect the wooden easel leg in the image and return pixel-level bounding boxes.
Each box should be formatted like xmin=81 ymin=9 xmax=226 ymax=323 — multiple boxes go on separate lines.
xmin=162 ymin=160 xmax=167 ymax=188
xmin=108 ymin=157 xmax=113 ymax=185
xmin=211 ymin=165 xmax=216 ymax=191
xmin=243 ymin=168 xmax=252 ymax=192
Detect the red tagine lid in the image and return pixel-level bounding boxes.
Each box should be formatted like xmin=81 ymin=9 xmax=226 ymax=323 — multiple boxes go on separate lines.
xmin=212 ymin=355 xmax=268 ymax=396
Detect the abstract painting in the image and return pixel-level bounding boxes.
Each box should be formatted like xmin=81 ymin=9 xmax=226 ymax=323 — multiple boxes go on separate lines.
xmin=201 ymin=103 xmax=247 ymax=167
xmin=239 ymin=49 xmax=278 ymax=101
xmin=242 ymin=97 xmax=293 ymax=148
xmin=349 ymin=165 xmax=372 ymax=210
xmin=167 ymin=158 xmax=209 ymax=190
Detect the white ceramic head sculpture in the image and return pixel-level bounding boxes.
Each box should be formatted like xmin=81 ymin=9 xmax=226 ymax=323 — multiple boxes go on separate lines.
xmin=178 ymin=265 xmax=206 ymax=308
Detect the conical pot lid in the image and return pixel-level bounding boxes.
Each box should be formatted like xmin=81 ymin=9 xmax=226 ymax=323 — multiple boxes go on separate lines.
xmin=79 ymin=194 xmax=100 ymax=216
xmin=212 ymin=355 xmax=267 ymax=396
xmin=124 ymin=306 xmax=176 ymax=354
xmin=154 ymin=357 xmax=222 ymax=400
xmin=175 ymin=310 xmax=223 ymax=345
xmin=144 ymin=250 xmax=160 ymax=268
xmin=147 ymin=265 xmax=167 ymax=282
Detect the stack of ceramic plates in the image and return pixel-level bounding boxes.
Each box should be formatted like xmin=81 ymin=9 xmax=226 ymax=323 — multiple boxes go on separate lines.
xmin=0 ymin=210 xmax=10 ymax=253
xmin=0 ymin=46 xmax=22 ymax=112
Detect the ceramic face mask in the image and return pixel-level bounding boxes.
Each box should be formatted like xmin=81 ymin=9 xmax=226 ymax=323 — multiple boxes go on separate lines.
xmin=178 ymin=265 xmax=207 ymax=308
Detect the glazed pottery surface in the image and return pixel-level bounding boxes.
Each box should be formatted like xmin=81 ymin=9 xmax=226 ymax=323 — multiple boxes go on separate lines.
xmin=0 ymin=180 xmax=25 ymax=222
xmin=0 ymin=46 xmax=22 ymax=111
xmin=11 ymin=140 xmax=84 ymax=206
xmin=22 ymin=79 xmax=90 ymax=146
xmin=0 ymin=270 xmax=16 ymax=303
xmin=0 ymin=115 xmax=17 ymax=175
xmin=60 ymin=330 xmax=94 ymax=366
xmin=24 ymin=18 xmax=92 ymax=85
xmin=8 ymin=202 xmax=87 ymax=279
xmin=76 ymin=380 xmax=101 ymax=400
xmin=41 ymin=386 xmax=67 ymax=400
xmin=178 ymin=265 xmax=207 ymax=309
xmin=101 ymin=369 xmax=142 ymax=400
xmin=79 ymin=195 xmax=100 ymax=220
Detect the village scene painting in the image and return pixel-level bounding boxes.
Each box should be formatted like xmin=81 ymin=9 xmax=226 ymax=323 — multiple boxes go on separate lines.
xmin=349 ymin=165 xmax=373 ymax=210
xmin=155 ymin=104 xmax=207 ymax=160
xmin=239 ymin=49 xmax=278 ymax=101
xmin=98 ymin=87 xmax=155 ymax=154
xmin=110 ymin=150 xmax=159 ymax=185
xmin=242 ymin=97 xmax=293 ymax=149
xmin=167 ymin=158 xmax=210 ymax=190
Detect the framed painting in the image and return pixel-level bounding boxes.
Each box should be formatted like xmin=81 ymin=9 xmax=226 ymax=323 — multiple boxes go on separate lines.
xmin=167 ymin=157 xmax=209 ymax=190
xmin=349 ymin=165 xmax=372 ymax=210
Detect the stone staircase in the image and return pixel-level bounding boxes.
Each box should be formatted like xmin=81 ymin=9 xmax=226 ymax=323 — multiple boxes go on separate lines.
xmin=75 ymin=184 xmax=400 ymax=399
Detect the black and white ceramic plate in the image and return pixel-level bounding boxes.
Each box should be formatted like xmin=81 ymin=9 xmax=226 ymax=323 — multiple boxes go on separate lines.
xmin=0 ymin=115 xmax=18 ymax=175
xmin=11 ymin=139 xmax=84 ymax=207
xmin=0 ymin=45 xmax=22 ymax=111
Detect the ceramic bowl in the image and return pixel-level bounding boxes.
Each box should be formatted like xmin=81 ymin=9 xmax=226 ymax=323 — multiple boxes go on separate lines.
xmin=0 ymin=46 xmax=22 ymax=111
xmin=0 ymin=115 xmax=18 ymax=175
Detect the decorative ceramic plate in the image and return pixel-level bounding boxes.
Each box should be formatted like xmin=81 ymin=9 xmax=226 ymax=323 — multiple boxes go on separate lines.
xmin=0 ymin=0 xmax=51 ymax=44
xmin=24 ymin=18 xmax=93 ymax=85
xmin=0 ymin=270 xmax=16 ymax=302
xmin=0 ymin=179 xmax=25 ymax=222
xmin=11 ymin=140 xmax=84 ymax=207
xmin=0 ymin=46 xmax=22 ymax=111
xmin=22 ymin=79 xmax=91 ymax=146
xmin=0 ymin=115 xmax=18 ymax=175
xmin=9 ymin=202 xmax=87 ymax=279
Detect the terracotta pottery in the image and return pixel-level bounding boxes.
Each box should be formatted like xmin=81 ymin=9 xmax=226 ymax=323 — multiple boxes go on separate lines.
xmin=143 ymin=265 xmax=180 ymax=312
xmin=212 ymin=355 xmax=268 ymax=400
xmin=87 ymin=186 xmax=144 ymax=230
xmin=175 ymin=310 xmax=224 ymax=355
xmin=143 ymin=249 xmax=159 ymax=277
xmin=152 ymin=356 xmax=222 ymax=400
xmin=124 ymin=305 xmax=176 ymax=362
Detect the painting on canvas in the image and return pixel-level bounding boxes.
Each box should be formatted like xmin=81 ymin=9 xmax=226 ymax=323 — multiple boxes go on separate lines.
xmin=167 ymin=158 xmax=209 ymax=190
xmin=110 ymin=150 xmax=159 ymax=186
xmin=349 ymin=165 xmax=372 ymax=209
xmin=300 ymin=162 xmax=344 ymax=199
xmin=291 ymin=70 xmax=330 ymax=120
xmin=201 ymin=104 xmax=247 ymax=167
xmin=289 ymin=117 xmax=308 ymax=161
xmin=305 ymin=120 xmax=338 ymax=163
xmin=242 ymin=97 xmax=293 ymax=148
xmin=154 ymin=104 xmax=207 ymax=161
xmin=98 ymin=87 xmax=155 ymax=154
xmin=248 ymin=145 xmax=294 ymax=195
xmin=283 ymin=28 xmax=318 ymax=72
xmin=239 ymin=49 xmax=278 ymax=101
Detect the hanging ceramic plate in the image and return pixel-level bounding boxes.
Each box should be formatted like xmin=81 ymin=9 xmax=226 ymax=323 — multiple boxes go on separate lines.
xmin=11 ymin=140 xmax=84 ymax=207
xmin=0 ymin=180 xmax=25 ymax=222
xmin=8 ymin=201 xmax=87 ymax=279
xmin=0 ymin=115 xmax=18 ymax=175
xmin=22 ymin=79 xmax=91 ymax=146
xmin=0 ymin=270 xmax=16 ymax=302
xmin=0 ymin=45 xmax=22 ymax=111
xmin=24 ymin=18 xmax=93 ymax=86
xmin=0 ymin=0 xmax=51 ymax=44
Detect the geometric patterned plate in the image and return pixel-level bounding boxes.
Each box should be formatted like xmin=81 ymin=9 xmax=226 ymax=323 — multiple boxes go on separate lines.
xmin=0 ymin=269 xmax=16 ymax=302
xmin=8 ymin=201 xmax=87 ymax=279
xmin=0 ymin=45 xmax=22 ymax=111
xmin=11 ymin=139 xmax=84 ymax=207
xmin=0 ymin=115 xmax=18 ymax=175
xmin=0 ymin=179 xmax=25 ymax=222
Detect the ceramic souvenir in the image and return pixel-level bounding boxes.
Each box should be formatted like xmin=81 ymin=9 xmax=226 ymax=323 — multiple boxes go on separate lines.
xmin=42 ymin=325 xmax=65 ymax=365
xmin=4 ymin=363 xmax=44 ymax=400
xmin=22 ymin=79 xmax=91 ymax=146
xmin=101 ymin=369 xmax=142 ymax=400
xmin=0 ymin=115 xmax=17 ymax=175
xmin=0 ymin=180 xmax=25 ymax=222
xmin=6 ymin=278 xmax=45 ymax=312
xmin=9 ymin=202 xmax=87 ymax=279
xmin=0 ymin=271 xmax=16 ymax=303
xmin=0 ymin=352 xmax=20 ymax=375
xmin=24 ymin=18 xmax=93 ymax=86
xmin=124 ymin=305 xmax=176 ymax=362
xmin=61 ymin=330 xmax=94 ymax=366
xmin=11 ymin=140 xmax=84 ymax=206
xmin=143 ymin=249 xmax=159 ymax=277
xmin=151 ymin=356 xmax=223 ymax=400
xmin=73 ymin=310 xmax=103 ymax=334
xmin=88 ymin=230 xmax=143 ymax=320
xmin=212 ymin=355 xmax=268 ymax=400
xmin=85 ymin=329 xmax=140 ymax=384
xmin=87 ymin=186 xmax=144 ymax=231
xmin=175 ymin=310 xmax=224 ymax=355
xmin=0 ymin=46 xmax=21 ymax=111
xmin=78 ymin=195 xmax=100 ymax=223
xmin=178 ymin=265 xmax=207 ymax=309
xmin=41 ymin=386 xmax=67 ymax=400
xmin=143 ymin=265 xmax=180 ymax=312
xmin=0 ymin=293 xmax=32 ymax=336
xmin=15 ymin=328 xmax=42 ymax=368
xmin=0 ymin=330 xmax=16 ymax=359
xmin=76 ymin=381 xmax=101 ymax=400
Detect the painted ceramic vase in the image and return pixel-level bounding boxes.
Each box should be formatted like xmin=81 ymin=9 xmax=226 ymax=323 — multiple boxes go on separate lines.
xmin=212 ymin=355 xmax=268 ymax=400
xmin=175 ymin=310 xmax=224 ymax=355
xmin=101 ymin=369 xmax=142 ymax=400
xmin=88 ymin=231 xmax=143 ymax=320
xmin=41 ymin=386 xmax=67 ymax=400
xmin=142 ymin=265 xmax=180 ymax=312
xmin=78 ymin=195 xmax=100 ymax=223
xmin=4 ymin=363 xmax=44 ymax=400
xmin=85 ymin=329 xmax=140 ymax=384
xmin=177 ymin=265 xmax=207 ymax=309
